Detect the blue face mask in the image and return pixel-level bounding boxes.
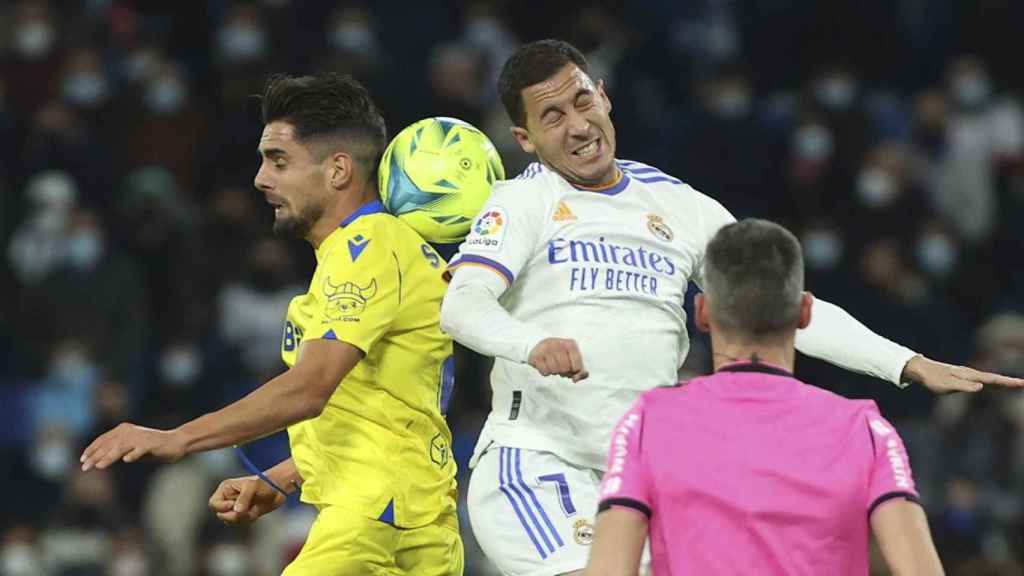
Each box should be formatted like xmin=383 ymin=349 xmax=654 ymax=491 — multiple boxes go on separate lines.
xmin=802 ymin=231 xmax=843 ymax=270
xmin=218 ymin=24 xmax=267 ymax=63
xmin=66 ymin=231 xmax=103 ymax=269
xmin=63 ymin=73 xmax=109 ymax=107
xmin=917 ymin=235 xmax=958 ymax=277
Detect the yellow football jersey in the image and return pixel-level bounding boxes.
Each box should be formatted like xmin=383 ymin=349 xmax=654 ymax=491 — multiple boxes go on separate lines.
xmin=281 ymin=200 xmax=456 ymax=528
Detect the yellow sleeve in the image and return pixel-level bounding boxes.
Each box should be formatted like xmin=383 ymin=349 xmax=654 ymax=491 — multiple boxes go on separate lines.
xmin=310 ymin=232 xmax=400 ymax=354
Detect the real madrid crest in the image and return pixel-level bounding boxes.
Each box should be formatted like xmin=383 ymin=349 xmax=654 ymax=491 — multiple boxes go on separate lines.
xmin=646 ymin=213 xmax=673 ymax=242
xmin=573 ymin=518 xmax=594 ymax=545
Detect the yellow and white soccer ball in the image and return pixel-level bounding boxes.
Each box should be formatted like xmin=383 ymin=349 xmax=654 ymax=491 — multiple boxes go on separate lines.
xmin=378 ymin=117 xmax=505 ymax=244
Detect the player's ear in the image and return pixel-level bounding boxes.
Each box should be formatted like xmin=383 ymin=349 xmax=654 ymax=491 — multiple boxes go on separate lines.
xmin=694 ymin=293 xmax=711 ymax=333
xmin=327 ymin=151 xmax=353 ymax=190
xmin=510 ymin=125 xmax=536 ymax=154
xmin=797 ymin=291 xmax=813 ymax=330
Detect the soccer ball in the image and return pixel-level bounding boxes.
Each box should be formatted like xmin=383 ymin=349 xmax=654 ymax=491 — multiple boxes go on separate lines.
xmin=379 ymin=117 xmax=505 ymax=244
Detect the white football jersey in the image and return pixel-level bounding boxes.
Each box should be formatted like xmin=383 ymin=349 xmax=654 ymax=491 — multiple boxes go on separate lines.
xmin=449 ymin=160 xmax=736 ymax=470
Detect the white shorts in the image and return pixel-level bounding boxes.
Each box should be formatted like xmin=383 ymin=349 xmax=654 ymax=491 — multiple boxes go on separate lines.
xmin=467 ymin=443 xmax=603 ymax=576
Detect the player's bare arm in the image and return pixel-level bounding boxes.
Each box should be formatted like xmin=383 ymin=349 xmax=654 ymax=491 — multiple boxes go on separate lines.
xmin=871 ymin=498 xmax=944 ymax=576
xmin=208 ymin=458 xmax=301 ymax=525
xmin=583 ymin=507 xmax=647 ymax=576
xmin=80 ymin=338 xmax=362 ymax=471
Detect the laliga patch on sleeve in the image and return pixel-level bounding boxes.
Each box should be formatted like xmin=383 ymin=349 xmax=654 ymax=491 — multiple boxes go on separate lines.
xmin=464 ymin=207 xmax=507 ymax=252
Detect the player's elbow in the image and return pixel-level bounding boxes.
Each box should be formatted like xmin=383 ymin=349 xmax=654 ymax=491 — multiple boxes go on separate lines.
xmin=439 ymin=291 xmax=462 ymax=337
xmin=296 ymin=392 xmax=330 ymax=421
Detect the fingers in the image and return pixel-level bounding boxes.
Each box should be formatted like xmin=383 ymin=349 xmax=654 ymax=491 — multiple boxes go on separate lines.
xmin=964 ymin=368 xmax=1024 ymax=388
xmin=529 ymin=338 xmax=588 ymax=381
xmin=233 ymin=479 xmax=258 ymax=514
xmin=209 ymin=481 xmax=242 ymax=513
xmin=945 ymin=377 xmax=983 ymax=393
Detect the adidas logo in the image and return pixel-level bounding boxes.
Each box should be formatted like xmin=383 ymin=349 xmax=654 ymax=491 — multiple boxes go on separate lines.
xmin=553 ymin=201 xmax=577 ymax=222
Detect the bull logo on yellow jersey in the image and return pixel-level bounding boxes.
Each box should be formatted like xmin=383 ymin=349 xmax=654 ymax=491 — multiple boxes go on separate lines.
xmin=322 ymin=277 xmax=378 ymax=321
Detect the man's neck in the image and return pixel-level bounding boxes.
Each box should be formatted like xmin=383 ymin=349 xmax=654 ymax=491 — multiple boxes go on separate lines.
xmin=307 ymin=186 xmax=374 ymax=249
xmin=710 ymin=334 xmax=796 ymax=373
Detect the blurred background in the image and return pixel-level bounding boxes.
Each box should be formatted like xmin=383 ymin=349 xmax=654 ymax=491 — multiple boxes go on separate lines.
xmin=0 ymin=0 xmax=1021 ymax=574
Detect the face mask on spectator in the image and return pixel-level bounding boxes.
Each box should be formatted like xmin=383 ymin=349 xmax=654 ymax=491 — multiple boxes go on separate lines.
xmin=0 ymin=543 xmax=41 ymax=576
xmin=916 ymin=233 xmax=958 ymax=277
xmin=814 ymin=76 xmax=856 ymax=111
xmin=856 ymin=168 xmax=897 ymax=208
xmin=111 ymin=550 xmax=149 ymax=576
xmin=711 ymin=88 xmax=751 ymax=119
xmin=66 ymin=230 xmax=104 ymax=269
xmin=802 ymin=230 xmax=843 ymax=270
xmin=160 ymin=346 xmax=201 ymax=388
xmin=63 ymin=72 xmax=109 ymax=108
xmin=218 ymin=23 xmax=267 ymax=63
xmin=124 ymin=50 xmax=158 ymax=83
xmin=793 ymin=124 xmax=833 ymax=161
xmin=13 ymin=21 xmax=55 ymax=59
xmin=145 ymin=77 xmax=187 ymax=114
xmin=51 ymin=348 xmax=95 ymax=384
xmin=330 ymin=22 xmax=375 ymax=55
xmin=952 ymin=74 xmax=990 ymax=109
xmin=206 ymin=543 xmax=250 ymax=576
xmin=465 ymin=16 xmax=503 ymax=49
xmin=31 ymin=436 xmax=73 ymax=480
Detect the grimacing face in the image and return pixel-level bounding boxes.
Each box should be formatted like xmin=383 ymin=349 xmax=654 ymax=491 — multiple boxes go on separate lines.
xmin=512 ymin=63 xmax=617 ymax=187
xmin=254 ymin=121 xmax=331 ymax=238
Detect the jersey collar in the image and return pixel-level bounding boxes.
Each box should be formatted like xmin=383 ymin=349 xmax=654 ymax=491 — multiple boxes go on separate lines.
xmin=570 ymin=167 xmax=630 ymax=196
xmin=340 ymin=199 xmax=386 ymax=227
xmin=717 ymin=361 xmax=794 ymax=378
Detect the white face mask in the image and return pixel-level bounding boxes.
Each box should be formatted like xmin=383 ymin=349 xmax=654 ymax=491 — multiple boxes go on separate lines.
xmin=160 ymin=347 xmax=201 ymax=387
xmin=13 ymin=21 xmax=56 ymax=59
xmin=802 ymin=231 xmax=843 ymax=270
xmin=206 ymin=543 xmax=251 ymax=576
xmin=51 ymin=349 xmax=95 ymax=383
xmin=145 ymin=78 xmax=187 ymax=114
xmin=63 ymin=72 xmax=109 ymax=107
xmin=31 ymin=437 xmax=73 ymax=480
xmin=0 ymin=543 xmax=42 ymax=576
xmin=917 ymin=234 xmax=958 ymax=277
xmin=218 ymin=24 xmax=267 ymax=63
xmin=330 ymin=23 xmax=375 ymax=54
xmin=953 ymin=74 xmax=991 ymax=109
xmin=111 ymin=551 xmax=149 ymax=576
xmin=814 ymin=76 xmax=857 ymax=111
xmin=66 ymin=230 xmax=104 ymax=269
xmin=856 ymin=168 xmax=897 ymax=208
xmin=712 ymin=89 xmax=751 ymax=119
xmin=793 ymin=124 xmax=833 ymax=161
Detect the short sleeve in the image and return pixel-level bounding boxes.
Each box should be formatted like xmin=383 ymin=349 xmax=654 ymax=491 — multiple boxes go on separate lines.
xmin=310 ymin=230 xmax=400 ymax=354
xmin=447 ymin=180 xmax=546 ymax=288
xmin=690 ymin=189 xmax=737 ymax=291
xmin=865 ymin=411 xmax=920 ymax=517
xmin=598 ymin=396 xmax=651 ymax=517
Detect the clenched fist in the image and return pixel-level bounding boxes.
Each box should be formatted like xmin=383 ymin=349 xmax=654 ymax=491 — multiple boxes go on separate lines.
xmin=528 ymin=338 xmax=589 ymax=382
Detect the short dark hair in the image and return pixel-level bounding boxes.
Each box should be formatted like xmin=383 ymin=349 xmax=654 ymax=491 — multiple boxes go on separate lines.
xmin=260 ymin=73 xmax=387 ymax=183
xmin=703 ymin=219 xmax=805 ymax=339
xmin=498 ymin=39 xmax=589 ymax=127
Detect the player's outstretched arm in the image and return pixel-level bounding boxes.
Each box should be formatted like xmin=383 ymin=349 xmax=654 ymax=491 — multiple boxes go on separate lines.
xmin=871 ymin=498 xmax=944 ymax=576
xmin=208 ymin=458 xmax=299 ymax=525
xmin=80 ymin=339 xmax=361 ymax=471
xmin=794 ymin=296 xmax=1024 ymax=393
xmin=583 ymin=507 xmax=647 ymax=576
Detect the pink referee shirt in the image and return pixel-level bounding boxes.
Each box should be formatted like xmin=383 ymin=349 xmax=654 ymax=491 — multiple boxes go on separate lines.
xmin=598 ymin=362 xmax=919 ymax=576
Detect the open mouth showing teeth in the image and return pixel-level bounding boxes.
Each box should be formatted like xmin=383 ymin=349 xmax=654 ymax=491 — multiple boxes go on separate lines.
xmin=573 ymin=140 xmax=599 ymax=157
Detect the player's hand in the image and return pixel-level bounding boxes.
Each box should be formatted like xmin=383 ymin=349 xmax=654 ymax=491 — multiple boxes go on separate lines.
xmin=903 ymin=355 xmax=1024 ymax=394
xmin=528 ymin=338 xmax=589 ymax=382
xmin=208 ymin=475 xmax=286 ymax=525
xmin=80 ymin=422 xmax=187 ymax=471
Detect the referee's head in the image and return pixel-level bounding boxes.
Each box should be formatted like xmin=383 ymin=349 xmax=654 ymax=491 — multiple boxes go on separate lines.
xmin=698 ymin=219 xmax=812 ymax=345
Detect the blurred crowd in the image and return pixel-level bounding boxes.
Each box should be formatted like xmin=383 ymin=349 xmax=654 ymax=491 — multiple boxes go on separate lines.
xmin=0 ymin=1 xmax=1022 ymax=575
